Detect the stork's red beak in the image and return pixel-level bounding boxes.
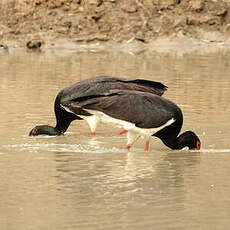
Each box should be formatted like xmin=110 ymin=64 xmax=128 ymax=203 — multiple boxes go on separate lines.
xmin=196 ymin=141 xmax=201 ymax=150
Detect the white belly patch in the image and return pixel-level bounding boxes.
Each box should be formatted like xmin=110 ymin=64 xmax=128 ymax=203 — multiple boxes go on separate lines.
xmin=80 ymin=109 xmax=175 ymax=136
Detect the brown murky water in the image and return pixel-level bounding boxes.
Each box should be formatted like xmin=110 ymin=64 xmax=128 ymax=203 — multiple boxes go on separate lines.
xmin=0 ymin=47 xmax=230 ymax=230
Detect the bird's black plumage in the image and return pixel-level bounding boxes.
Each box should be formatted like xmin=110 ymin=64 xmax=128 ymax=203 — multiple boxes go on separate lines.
xmin=62 ymin=89 xmax=200 ymax=150
xmin=29 ymin=76 xmax=167 ymax=136
xmin=59 ymin=76 xmax=167 ymax=104
xmin=62 ymin=90 xmax=180 ymax=129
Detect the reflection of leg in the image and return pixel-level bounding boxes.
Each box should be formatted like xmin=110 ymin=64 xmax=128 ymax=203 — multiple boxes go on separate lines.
xmin=126 ymin=131 xmax=140 ymax=150
xmin=118 ymin=129 xmax=128 ymax=135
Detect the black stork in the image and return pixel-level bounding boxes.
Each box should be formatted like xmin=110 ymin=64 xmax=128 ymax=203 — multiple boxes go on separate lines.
xmin=60 ymin=89 xmax=201 ymax=151
xmin=47 ymin=88 xmax=201 ymax=151
xmin=29 ymin=76 xmax=167 ymax=137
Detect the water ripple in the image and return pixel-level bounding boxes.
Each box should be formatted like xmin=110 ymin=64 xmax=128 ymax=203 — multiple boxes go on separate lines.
xmin=199 ymin=148 xmax=230 ymax=153
xmin=3 ymin=143 xmax=127 ymax=154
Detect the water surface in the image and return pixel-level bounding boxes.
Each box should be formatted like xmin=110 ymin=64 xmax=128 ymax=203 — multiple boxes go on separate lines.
xmin=0 ymin=48 xmax=230 ymax=230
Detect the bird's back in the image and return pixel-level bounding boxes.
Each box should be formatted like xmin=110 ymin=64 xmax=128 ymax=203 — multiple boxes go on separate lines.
xmin=64 ymin=89 xmax=182 ymax=129
xmin=59 ymin=76 xmax=167 ymax=104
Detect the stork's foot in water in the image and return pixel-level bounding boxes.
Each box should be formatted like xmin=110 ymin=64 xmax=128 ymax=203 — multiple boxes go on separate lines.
xmin=126 ymin=140 xmax=150 ymax=151
xmin=145 ymin=140 xmax=149 ymax=152
xmin=91 ymin=131 xmax=96 ymax=136
xmin=118 ymin=129 xmax=128 ymax=135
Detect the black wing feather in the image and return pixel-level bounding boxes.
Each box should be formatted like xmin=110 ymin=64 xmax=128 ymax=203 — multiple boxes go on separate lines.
xmin=64 ymin=90 xmax=180 ymax=129
xmin=60 ymin=76 xmax=167 ymax=105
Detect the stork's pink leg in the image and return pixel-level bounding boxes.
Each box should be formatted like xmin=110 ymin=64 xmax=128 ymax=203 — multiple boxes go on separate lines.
xmin=118 ymin=129 xmax=128 ymax=135
xmin=126 ymin=144 xmax=131 ymax=150
xmin=91 ymin=131 xmax=96 ymax=136
xmin=145 ymin=140 xmax=149 ymax=152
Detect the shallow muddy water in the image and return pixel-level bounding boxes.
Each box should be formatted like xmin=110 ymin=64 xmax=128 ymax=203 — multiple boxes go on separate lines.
xmin=0 ymin=47 xmax=230 ymax=230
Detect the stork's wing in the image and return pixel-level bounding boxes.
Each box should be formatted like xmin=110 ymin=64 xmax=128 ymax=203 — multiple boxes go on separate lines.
xmin=60 ymin=76 xmax=167 ymax=105
xmin=61 ymin=90 xmax=178 ymax=129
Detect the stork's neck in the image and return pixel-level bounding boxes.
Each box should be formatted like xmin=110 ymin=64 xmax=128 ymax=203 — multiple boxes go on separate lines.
xmin=153 ymin=118 xmax=183 ymax=150
xmin=155 ymin=130 xmax=199 ymax=150
xmin=157 ymin=132 xmax=188 ymax=150
xmin=54 ymin=94 xmax=80 ymax=134
xmin=45 ymin=126 xmax=63 ymax=136
xmin=54 ymin=113 xmax=73 ymax=134
xmin=54 ymin=106 xmax=78 ymax=134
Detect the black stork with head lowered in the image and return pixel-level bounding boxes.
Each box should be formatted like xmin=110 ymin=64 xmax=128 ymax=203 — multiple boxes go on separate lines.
xmin=59 ymin=89 xmax=201 ymax=151
xmin=29 ymin=76 xmax=167 ymax=137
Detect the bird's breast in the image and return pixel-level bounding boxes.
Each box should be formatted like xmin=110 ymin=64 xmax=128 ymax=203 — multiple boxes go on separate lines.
xmin=80 ymin=109 xmax=175 ymax=136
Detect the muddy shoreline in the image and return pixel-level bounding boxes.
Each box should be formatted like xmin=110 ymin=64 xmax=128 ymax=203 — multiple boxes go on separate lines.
xmin=1 ymin=0 xmax=230 ymax=53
